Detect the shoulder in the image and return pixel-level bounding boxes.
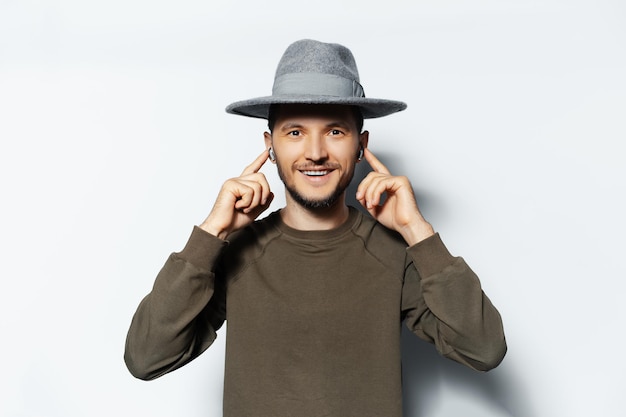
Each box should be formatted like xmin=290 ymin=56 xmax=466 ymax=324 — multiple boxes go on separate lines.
xmin=350 ymin=207 xmax=409 ymax=265
xmin=353 ymin=208 xmax=405 ymax=245
xmin=220 ymin=211 xmax=283 ymax=268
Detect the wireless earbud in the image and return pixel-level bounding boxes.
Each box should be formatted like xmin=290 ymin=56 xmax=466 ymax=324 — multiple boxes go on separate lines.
xmin=357 ymin=147 xmax=364 ymax=161
xmin=268 ymin=147 xmax=276 ymax=162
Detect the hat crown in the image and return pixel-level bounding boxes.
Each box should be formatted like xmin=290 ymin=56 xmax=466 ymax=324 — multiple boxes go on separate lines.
xmin=225 ymin=38 xmax=407 ymax=119
xmin=275 ymin=39 xmax=360 ymax=82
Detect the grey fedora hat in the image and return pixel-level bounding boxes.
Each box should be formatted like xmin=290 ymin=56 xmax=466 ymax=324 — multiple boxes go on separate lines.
xmin=225 ymin=39 xmax=407 ymax=119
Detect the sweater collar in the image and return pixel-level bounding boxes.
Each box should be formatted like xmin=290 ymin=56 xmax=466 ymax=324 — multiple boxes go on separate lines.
xmin=269 ymin=206 xmax=362 ymax=241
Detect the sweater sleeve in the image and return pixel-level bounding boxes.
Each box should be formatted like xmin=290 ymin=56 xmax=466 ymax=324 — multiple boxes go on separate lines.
xmin=402 ymin=233 xmax=507 ymax=371
xmin=124 ymin=226 xmax=228 ymax=380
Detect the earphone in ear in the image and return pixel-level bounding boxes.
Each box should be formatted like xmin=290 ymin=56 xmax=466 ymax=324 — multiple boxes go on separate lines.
xmin=357 ymin=147 xmax=364 ymax=161
xmin=268 ymin=147 xmax=276 ymax=162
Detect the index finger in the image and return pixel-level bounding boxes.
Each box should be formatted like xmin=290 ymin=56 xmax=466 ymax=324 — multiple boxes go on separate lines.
xmin=363 ymin=148 xmax=391 ymax=175
xmin=241 ymin=149 xmax=270 ymax=175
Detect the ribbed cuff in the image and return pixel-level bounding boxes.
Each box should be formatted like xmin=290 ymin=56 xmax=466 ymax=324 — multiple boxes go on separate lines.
xmin=407 ymin=232 xmax=456 ymax=278
xmin=174 ymin=226 xmax=228 ymax=270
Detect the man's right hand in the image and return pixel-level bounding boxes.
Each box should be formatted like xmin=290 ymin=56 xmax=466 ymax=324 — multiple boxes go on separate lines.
xmin=199 ymin=149 xmax=274 ymax=239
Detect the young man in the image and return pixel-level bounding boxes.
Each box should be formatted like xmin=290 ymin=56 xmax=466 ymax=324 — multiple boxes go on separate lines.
xmin=125 ymin=39 xmax=506 ymax=417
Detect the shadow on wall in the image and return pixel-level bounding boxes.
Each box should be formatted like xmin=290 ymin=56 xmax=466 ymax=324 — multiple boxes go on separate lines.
xmin=347 ymin=153 xmax=530 ymax=417
xmin=400 ymin=326 xmax=530 ymax=417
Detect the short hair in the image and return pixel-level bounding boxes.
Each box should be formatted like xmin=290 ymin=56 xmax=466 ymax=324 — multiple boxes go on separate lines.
xmin=267 ymin=104 xmax=364 ymax=134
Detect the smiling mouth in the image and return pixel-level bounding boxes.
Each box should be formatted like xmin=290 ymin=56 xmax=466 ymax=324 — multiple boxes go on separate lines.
xmin=301 ymin=170 xmax=331 ymax=176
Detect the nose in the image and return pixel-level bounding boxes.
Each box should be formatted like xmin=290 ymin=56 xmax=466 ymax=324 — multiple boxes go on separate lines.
xmin=304 ymin=134 xmax=328 ymax=162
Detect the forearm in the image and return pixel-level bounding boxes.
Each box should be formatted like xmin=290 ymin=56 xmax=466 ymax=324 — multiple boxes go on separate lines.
xmin=404 ymin=234 xmax=506 ymax=371
xmin=124 ymin=227 xmax=228 ymax=380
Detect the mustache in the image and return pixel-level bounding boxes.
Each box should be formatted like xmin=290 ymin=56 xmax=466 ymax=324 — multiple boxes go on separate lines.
xmin=293 ymin=162 xmax=341 ymax=170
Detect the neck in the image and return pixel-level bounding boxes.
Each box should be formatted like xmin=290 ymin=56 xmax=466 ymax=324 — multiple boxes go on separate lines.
xmin=280 ymin=193 xmax=350 ymax=231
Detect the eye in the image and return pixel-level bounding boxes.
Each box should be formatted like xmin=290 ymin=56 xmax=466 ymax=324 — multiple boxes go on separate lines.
xmin=330 ymin=129 xmax=344 ymax=136
xmin=287 ymin=130 xmax=301 ymax=137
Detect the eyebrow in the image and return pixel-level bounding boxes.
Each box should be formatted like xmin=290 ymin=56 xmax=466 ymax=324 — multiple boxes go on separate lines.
xmin=279 ymin=122 xmax=304 ymax=132
xmin=278 ymin=121 xmax=354 ymax=132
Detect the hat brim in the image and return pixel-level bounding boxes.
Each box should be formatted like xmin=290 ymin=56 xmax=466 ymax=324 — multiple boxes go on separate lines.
xmin=225 ymin=95 xmax=407 ymax=120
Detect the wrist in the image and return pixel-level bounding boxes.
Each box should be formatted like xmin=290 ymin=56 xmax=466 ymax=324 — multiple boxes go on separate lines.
xmin=199 ymin=219 xmax=228 ymax=240
xmin=401 ymin=221 xmax=435 ymax=246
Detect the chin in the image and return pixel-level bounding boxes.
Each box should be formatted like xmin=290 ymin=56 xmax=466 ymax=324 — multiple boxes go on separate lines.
xmin=287 ymin=187 xmax=344 ymax=210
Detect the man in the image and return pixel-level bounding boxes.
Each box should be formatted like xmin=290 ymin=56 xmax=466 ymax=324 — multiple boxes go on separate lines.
xmin=125 ymin=39 xmax=506 ymax=417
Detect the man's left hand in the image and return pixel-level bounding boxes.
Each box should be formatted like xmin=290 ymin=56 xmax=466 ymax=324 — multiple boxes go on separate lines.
xmin=356 ymin=148 xmax=435 ymax=246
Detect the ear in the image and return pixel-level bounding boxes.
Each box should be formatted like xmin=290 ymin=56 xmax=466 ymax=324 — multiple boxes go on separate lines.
xmin=359 ymin=130 xmax=369 ymax=149
xmin=357 ymin=130 xmax=369 ymax=162
xmin=264 ymin=132 xmax=275 ymax=163
xmin=264 ymin=131 xmax=272 ymax=148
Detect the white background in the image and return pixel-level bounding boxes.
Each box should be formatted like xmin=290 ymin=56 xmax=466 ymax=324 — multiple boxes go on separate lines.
xmin=1 ymin=1 xmax=624 ymax=416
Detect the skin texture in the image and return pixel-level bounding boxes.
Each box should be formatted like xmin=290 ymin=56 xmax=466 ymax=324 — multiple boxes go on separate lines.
xmin=200 ymin=104 xmax=434 ymax=245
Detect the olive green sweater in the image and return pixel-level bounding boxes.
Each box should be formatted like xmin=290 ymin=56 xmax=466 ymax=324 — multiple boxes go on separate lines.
xmin=125 ymin=207 xmax=506 ymax=417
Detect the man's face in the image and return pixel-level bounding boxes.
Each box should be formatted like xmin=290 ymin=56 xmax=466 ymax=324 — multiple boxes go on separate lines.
xmin=264 ymin=104 xmax=368 ymax=210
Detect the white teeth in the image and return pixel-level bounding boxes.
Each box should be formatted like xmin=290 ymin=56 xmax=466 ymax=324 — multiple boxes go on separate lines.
xmin=302 ymin=170 xmax=328 ymax=176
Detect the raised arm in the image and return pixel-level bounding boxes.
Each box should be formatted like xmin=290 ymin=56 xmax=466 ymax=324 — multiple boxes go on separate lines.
xmin=124 ymin=149 xmax=275 ymax=379
xmin=357 ymin=147 xmax=506 ymax=370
